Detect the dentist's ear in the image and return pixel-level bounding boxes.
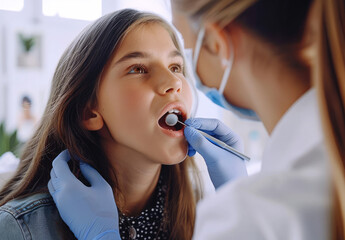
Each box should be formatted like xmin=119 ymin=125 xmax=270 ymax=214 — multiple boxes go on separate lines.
xmin=82 ymin=107 xmax=104 ymax=131
xmin=204 ymin=23 xmax=234 ymax=68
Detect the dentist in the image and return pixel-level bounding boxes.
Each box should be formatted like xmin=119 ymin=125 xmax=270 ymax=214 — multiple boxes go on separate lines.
xmin=48 ymin=0 xmax=345 ymax=239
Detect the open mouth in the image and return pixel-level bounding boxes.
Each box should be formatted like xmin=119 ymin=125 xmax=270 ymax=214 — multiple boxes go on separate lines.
xmin=158 ymin=109 xmax=185 ymax=131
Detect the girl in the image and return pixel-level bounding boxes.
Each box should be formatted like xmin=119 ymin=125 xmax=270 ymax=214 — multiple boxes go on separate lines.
xmin=0 ymin=9 xmax=208 ymax=240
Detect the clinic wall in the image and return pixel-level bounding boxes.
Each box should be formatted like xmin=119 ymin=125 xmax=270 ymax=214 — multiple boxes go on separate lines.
xmin=0 ymin=0 xmax=171 ymax=132
xmin=0 ymin=3 xmax=91 ymax=132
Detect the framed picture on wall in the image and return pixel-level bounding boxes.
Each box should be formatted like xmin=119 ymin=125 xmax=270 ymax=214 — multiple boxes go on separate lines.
xmin=0 ymin=28 xmax=2 ymax=75
xmin=16 ymin=32 xmax=42 ymax=69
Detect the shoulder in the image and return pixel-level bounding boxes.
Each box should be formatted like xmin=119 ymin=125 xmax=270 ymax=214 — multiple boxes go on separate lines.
xmin=1 ymin=192 xmax=54 ymax=213
xmin=193 ymin=163 xmax=331 ymax=240
xmin=0 ymin=192 xmax=67 ymax=240
xmin=0 ymin=209 xmax=25 ymax=239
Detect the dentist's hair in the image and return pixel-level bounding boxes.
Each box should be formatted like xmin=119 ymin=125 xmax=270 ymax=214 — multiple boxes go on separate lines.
xmin=316 ymin=0 xmax=345 ymax=238
xmin=0 ymin=9 xmax=200 ymax=240
xmin=173 ymin=0 xmax=345 ymax=238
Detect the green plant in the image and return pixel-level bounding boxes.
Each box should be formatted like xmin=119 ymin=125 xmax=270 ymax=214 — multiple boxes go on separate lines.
xmin=18 ymin=33 xmax=36 ymax=52
xmin=0 ymin=122 xmax=20 ymax=157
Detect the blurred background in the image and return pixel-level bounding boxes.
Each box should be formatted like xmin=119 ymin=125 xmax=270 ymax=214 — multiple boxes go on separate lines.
xmin=0 ymin=0 xmax=267 ymax=176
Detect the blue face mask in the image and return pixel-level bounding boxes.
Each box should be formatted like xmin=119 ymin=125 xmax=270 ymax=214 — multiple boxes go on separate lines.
xmin=186 ymin=28 xmax=260 ymax=121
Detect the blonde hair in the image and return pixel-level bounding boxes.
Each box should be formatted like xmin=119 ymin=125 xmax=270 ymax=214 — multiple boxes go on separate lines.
xmin=0 ymin=9 xmax=201 ymax=240
xmin=315 ymin=0 xmax=345 ymax=238
xmin=174 ymin=0 xmax=257 ymax=28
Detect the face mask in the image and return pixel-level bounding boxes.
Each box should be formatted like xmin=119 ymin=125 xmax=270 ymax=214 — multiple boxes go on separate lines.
xmin=187 ymin=28 xmax=260 ymax=121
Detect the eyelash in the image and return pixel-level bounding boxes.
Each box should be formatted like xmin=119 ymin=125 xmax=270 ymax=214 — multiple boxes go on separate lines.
xmin=128 ymin=64 xmax=147 ymax=74
xmin=127 ymin=63 xmax=184 ymax=74
xmin=170 ymin=63 xmax=184 ymax=73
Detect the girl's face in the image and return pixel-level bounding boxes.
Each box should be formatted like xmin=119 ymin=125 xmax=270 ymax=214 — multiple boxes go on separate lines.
xmin=95 ymin=23 xmax=193 ymax=165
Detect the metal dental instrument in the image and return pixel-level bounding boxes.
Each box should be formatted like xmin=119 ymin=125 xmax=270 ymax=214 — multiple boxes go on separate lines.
xmin=165 ymin=113 xmax=250 ymax=161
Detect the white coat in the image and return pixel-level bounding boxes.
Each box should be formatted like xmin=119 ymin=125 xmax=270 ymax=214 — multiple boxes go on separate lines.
xmin=192 ymin=89 xmax=331 ymax=240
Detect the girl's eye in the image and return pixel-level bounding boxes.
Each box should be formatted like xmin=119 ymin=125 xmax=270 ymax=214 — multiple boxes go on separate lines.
xmin=128 ymin=64 xmax=147 ymax=74
xmin=170 ymin=64 xmax=183 ymax=73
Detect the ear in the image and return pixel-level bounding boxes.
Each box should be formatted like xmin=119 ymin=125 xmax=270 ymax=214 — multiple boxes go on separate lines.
xmin=300 ymin=1 xmax=319 ymax=65
xmin=82 ymin=107 xmax=104 ymax=131
xmin=204 ymin=23 xmax=232 ymax=66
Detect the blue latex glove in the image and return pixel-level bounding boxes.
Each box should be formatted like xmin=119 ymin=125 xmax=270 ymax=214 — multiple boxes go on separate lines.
xmin=184 ymin=118 xmax=248 ymax=189
xmin=48 ymin=150 xmax=121 ymax=240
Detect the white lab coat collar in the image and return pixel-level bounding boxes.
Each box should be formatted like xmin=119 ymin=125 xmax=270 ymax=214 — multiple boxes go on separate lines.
xmin=262 ymin=89 xmax=324 ymax=172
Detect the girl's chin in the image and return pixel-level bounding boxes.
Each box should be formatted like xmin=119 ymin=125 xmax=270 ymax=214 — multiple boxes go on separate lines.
xmin=161 ymin=149 xmax=189 ymax=166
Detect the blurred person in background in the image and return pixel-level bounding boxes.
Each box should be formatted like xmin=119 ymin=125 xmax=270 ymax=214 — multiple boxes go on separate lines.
xmin=17 ymin=95 xmax=37 ymax=143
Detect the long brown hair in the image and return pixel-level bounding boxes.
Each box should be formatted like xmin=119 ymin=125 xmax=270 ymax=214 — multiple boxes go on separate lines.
xmin=0 ymin=9 xmax=201 ymax=240
xmin=315 ymin=0 xmax=345 ymax=238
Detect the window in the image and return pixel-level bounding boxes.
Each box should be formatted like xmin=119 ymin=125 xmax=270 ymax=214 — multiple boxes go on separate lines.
xmin=0 ymin=0 xmax=24 ymax=12
xmin=42 ymin=0 xmax=102 ymax=21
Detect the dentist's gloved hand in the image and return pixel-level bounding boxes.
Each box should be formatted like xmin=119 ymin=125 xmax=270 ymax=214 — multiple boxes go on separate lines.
xmin=184 ymin=118 xmax=248 ymax=189
xmin=48 ymin=150 xmax=121 ymax=240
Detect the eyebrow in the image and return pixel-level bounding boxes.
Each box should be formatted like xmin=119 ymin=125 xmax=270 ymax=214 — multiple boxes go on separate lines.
xmin=114 ymin=50 xmax=183 ymax=65
xmin=169 ymin=50 xmax=183 ymax=58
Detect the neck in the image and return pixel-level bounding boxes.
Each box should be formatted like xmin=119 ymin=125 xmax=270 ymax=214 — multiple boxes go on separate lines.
xmin=257 ymin=68 xmax=309 ymax=134
xmin=103 ymin=142 xmax=162 ymax=216
xmin=236 ymin=57 xmax=310 ymax=135
xmin=227 ymin=29 xmax=312 ymax=135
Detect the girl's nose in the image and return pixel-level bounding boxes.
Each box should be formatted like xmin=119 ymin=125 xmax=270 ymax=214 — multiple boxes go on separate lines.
xmin=154 ymin=68 xmax=182 ymax=95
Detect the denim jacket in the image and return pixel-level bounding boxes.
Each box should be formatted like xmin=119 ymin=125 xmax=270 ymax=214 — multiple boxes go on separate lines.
xmin=0 ymin=192 xmax=75 ymax=240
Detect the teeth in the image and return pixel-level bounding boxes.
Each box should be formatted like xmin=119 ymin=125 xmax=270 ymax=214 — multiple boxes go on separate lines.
xmin=168 ymin=109 xmax=181 ymax=114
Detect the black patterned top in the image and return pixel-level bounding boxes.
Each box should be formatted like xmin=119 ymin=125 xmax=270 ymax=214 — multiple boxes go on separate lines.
xmin=119 ymin=177 xmax=168 ymax=240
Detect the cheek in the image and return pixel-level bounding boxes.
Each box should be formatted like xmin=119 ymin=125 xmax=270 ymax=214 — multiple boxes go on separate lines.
xmin=98 ymin=83 xmax=152 ymax=135
xmin=121 ymin=87 xmax=146 ymax=110
xmin=182 ymin=80 xmax=193 ymax=114
xmin=114 ymin=85 xmax=151 ymax=125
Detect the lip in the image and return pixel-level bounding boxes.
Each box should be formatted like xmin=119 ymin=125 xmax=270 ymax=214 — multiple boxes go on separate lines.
xmin=158 ymin=101 xmax=188 ymax=138
xmin=160 ymin=127 xmax=185 ymax=137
